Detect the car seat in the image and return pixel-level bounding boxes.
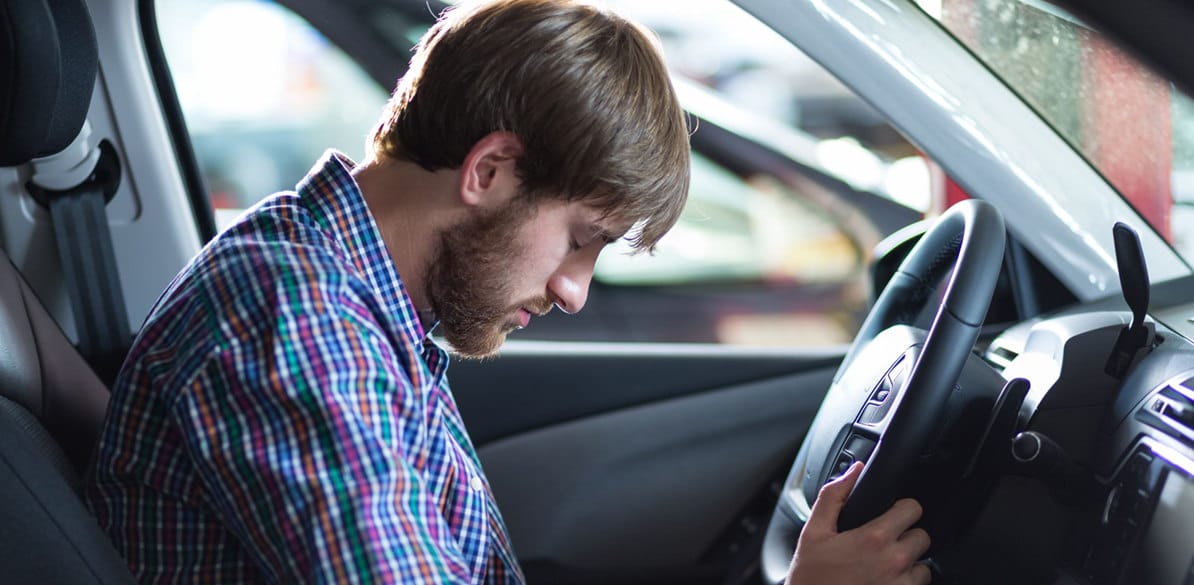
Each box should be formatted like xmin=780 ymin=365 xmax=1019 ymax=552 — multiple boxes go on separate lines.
xmin=0 ymin=0 xmax=138 ymax=581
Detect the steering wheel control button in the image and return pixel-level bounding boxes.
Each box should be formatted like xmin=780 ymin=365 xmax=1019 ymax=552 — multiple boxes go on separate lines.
xmin=826 ymin=435 xmax=877 ymax=484
xmin=860 ymin=404 xmax=882 ymax=424
xmin=858 ymin=392 xmax=896 ymax=425
xmin=844 ymin=434 xmax=877 ymax=462
xmin=871 ymin=377 xmax=893 ymax=403
xmin=829 ymin=454 xmax=854 ymax=481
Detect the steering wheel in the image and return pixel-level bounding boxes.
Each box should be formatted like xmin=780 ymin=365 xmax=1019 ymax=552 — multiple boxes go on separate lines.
xmin=760 ymin=199 xmax=1006 ymax=582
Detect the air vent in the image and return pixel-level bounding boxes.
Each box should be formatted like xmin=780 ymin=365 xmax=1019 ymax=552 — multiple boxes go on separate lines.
xmin=1136 ymin=377 xmax=1194 ymax=445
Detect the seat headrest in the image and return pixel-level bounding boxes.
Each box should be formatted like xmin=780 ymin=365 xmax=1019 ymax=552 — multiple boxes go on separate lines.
xmin=0 ymin=0 xmax=98 ymax=166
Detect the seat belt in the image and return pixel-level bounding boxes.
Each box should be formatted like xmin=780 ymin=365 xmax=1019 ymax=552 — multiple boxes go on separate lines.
xmin=28 ymin=122 xmax=130 ymax=385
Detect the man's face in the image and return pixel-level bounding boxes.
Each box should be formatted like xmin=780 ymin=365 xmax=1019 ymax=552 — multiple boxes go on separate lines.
xmin=427 ymin=194 xmax=618 ymax=358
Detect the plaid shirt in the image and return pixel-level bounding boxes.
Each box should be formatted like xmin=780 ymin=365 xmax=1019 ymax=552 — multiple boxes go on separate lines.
xmin=86 ymin=151 xmax=524 ymax=585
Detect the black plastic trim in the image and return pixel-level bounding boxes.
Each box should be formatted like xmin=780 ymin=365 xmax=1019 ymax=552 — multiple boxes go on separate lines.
xmin=450 ymin=350 xmax=840 ymax=446
xmin=137 ymin=0 xmax=217 ymax=243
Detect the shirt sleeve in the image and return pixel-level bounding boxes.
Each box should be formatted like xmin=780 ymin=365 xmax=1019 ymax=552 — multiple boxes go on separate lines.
xmin=169 ymin=294 xmax=472 ymax=585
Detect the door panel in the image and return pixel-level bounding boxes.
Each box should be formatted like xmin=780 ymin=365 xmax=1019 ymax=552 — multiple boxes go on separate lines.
xmin=450 ymin=341 xmax=843 ymax=445
xmin=450 ymin=344 xmax=840 ymax=582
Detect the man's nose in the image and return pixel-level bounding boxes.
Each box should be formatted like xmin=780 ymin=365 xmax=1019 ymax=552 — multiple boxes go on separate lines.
xmin=548 ymin=257 xmax=595 ymax=314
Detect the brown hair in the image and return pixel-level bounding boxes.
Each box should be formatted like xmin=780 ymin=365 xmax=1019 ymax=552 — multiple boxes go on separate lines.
xmin=369 ymin=0 xmax=690 ymax=251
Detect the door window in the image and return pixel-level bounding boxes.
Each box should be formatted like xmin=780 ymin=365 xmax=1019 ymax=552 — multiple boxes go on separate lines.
xmin=158 ymin=0 xmax=928 ymax=346
xmin=156 ymin=0 xmax=390 ymax=228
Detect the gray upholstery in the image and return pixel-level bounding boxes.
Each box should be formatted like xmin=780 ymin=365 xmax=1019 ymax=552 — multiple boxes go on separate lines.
xmin=0 ymin=252 xmax=111 ymax=474
xmin=0 ymin=395 xmax=78 ymax=489
xmin=0 ymin=250 xmax=136 ymax=584
xmin=0 ymin=399 xmax=136 ymax=584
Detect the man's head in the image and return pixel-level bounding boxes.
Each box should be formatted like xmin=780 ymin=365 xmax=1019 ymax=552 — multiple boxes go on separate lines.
xmin=368 ymin=0 xmax=690 ymax=357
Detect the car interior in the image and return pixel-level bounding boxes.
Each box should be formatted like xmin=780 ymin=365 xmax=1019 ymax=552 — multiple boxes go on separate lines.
xmin=0 ymin=0 xmax=138 ymax=581
xmin=2 ymin=0 xmax=1194 ymax=584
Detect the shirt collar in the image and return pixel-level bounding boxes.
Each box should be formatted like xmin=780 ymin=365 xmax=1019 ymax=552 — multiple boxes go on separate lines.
xmin=295 ymin=149 xmax=436 ymax=351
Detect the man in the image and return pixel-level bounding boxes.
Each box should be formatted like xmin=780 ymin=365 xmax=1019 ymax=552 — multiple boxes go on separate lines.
xmin=86 ymin=1 xmax=929 ymax=583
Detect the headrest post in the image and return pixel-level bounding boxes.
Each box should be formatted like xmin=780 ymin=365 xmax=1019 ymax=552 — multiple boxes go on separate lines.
xmin=30 ymin=121 xmax=102 ymax=192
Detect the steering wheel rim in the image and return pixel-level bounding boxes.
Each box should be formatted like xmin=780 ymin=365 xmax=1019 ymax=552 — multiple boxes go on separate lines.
xmin=761 ymin=199 xmax=1005 ymax=581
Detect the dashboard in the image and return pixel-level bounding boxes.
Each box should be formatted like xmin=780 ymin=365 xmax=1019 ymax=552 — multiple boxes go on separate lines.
xmin=976 ymin=281 xmax=1194 ymax=585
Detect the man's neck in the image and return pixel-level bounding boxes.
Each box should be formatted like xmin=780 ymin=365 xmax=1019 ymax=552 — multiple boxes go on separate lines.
xmin=352 ymin=156 xmax=464 ymax=315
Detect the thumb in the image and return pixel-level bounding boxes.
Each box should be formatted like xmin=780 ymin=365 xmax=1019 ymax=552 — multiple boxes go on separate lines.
xmin=805 ymin=461 xmax=864 ymax=535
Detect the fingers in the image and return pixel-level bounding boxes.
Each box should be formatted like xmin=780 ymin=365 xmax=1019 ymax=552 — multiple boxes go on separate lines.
xmin=888 ymin=527 xmax=931 ymax=585
xmin=904 ymin=562 xmax=932 ymax=585
xmin=805 ymin=461 xmax=863 ymax=534
xmin=867 ymin=497 xmax=923 ymax=538
xmin=896 ymin=527 xmax=931 ymax=567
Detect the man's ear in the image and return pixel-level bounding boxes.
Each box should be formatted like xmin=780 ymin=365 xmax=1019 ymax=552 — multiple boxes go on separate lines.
xmin=459 ymin=131 xmax=525 ymax=207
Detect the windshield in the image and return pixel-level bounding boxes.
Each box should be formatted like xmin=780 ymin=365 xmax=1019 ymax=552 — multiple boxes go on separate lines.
xmin=917 ymin=0 xmax=1194 ymax=265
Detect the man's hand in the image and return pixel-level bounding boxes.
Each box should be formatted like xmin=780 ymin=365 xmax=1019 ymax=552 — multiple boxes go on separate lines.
xmin=786 ymin=462 xmax=931 ymax=585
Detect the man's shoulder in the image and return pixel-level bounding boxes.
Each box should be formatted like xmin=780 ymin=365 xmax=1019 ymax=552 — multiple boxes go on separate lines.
xmin=211 ymin=191 xmax=351 ymax=273
xmin=148 ymin=193 xmax=368 ymax=339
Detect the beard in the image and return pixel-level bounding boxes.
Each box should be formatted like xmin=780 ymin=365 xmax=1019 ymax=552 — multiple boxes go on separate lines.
xmin=426 ymin=195 xmax=552 ymax=358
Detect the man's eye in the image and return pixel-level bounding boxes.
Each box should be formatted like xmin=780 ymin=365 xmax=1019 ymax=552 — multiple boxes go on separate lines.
xmin=569 ymin=238 xmax=582 ymax=252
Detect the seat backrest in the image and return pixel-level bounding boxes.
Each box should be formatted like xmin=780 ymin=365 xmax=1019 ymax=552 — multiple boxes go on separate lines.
xmin=0 ymin=250 xmax=110 ymax=479
xmin=0 ymin=0 xmax=138 ymax=581
xmin=0 ymin=247 xmax=138 ymax=585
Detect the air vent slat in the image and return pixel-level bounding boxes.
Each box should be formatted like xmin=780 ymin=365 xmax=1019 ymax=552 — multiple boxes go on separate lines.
xmin=1137 ymin=381 xmax=1194 ymax=446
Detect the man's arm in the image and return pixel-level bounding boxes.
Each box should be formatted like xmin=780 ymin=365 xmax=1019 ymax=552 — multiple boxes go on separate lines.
xmin=171 ymin=305 xmax=474 ymax=584
xmin=787 ymin=463 xmax=932 ymax=585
